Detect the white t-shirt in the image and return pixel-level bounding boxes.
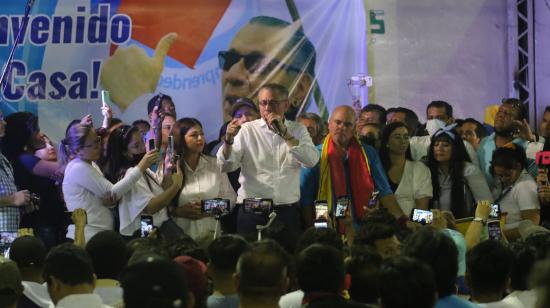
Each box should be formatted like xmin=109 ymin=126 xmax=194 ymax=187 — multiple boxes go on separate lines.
xmin=176 ymin=155 xmax=236 ymax=239
xmin=22 ymin=281 xmax=53 ymax=307
xmin=492 ymin=171 xmax=540 ymax=230
xmin=62 ymin=159 xmax=142 ymax=241
xmin=118 ymin=169 xmax=169 ymax=236
xmin=479 ymin=290 xmax=536 ymax=308
xmin=279 ymin=290 xmax=304 ymax=308
xmin=394 ymin=160 xmax=433 ymax=216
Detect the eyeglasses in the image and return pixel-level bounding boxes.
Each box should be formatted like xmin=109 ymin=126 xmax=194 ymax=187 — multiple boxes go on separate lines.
xmin=218 ymin=50 xmax=302 ymax=74
xmin=82 ymin=136 xmax=101 ymax=148
xmin=258 ymin=99 xmax=287 ymax=107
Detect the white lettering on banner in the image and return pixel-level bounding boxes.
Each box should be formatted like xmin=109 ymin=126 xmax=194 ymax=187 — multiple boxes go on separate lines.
xmin=0 ymin=4 xmax=132 ymax=46
xmin=159 ymin=69 xmax=221 ymax=90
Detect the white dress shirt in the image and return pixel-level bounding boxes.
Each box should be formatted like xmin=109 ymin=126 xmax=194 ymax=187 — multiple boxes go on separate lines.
xmin=217 ymin=118 xmax=319 ymax=204
xmin=62 ymin=159 xmax=142 ymax=241
xmin=176 ymin=155 xmax=236 ymax=238
xmin=394 ymin=160 xmax=433 ymax=216
xmin=410 ymin=135 xmax=480 ymax=166
xmin=118 ymin=169 xmax=169 ymax=236
xmin=55 ymin=293 xmax=112 ymax=308
xmin=22 ymin=281 xmax=53 ymax=308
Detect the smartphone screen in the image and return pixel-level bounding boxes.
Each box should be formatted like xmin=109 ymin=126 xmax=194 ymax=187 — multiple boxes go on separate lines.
xmin=487 ymin=220 xmax=502 ymax=241
xmin=489 ymin=204 xmax=500 ymax=219
xmin=314 ymin=200 xmax=328 ymax=219
xmin=335 ymin=196 xmax=349 ymax=219
xmin=148 ymin=138 xmax=156 ymax=151
xmin=140 ymin=215 xmax=154 ymax=237
xmin=411 ymin=209 xmax=433 ymax=225
xmin=314 ymin=221 xmax=328 ymax=228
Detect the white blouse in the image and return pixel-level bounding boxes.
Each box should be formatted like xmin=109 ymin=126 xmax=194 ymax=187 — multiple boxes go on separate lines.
xmin=176 ymin=155 xmax=236 ymax=239
xmin=394 ymin=160 xmax=433 ymax=216
xmin=118 ymin=169 xmax=169 ymax=236
xmin=62 ymin=159 xmax=142 ymax=241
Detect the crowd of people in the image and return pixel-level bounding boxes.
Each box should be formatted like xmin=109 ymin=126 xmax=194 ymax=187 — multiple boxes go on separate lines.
xmin=1 ymin=82 xmax=550 ymax=308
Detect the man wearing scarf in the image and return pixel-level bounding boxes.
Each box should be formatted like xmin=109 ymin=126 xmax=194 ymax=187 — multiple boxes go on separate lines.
xmin=300 ymin=106 xmax=402 ymax=237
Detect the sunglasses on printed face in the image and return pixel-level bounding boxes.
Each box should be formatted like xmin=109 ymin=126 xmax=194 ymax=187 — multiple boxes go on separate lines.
xmin=218 ymin=50 xmax=302 ymax=74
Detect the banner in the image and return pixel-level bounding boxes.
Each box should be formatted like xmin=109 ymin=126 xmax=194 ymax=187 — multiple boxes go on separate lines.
xmin=0 ymin=0 xmax=368 ymax=142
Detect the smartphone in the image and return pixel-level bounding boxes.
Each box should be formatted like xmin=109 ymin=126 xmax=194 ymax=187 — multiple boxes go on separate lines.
xmin=140 ymin=215 xmax=154 ymax=237
xmin=148 ymin=138 xmax=156 ymax=151
xmin=411 ymin=208 xmax=433 ymax=225
xmin=335 ymin=196 xmax=349 ymax=219
xmin=0 ymin=232 xmax=18 ymax=256
xmin=201 ymin=199 xmax=230 ymax=214
xmin=487 ymin=220 xmax=502 ymax=241
xmin=489 ymin=203 xmax=500 ymax=219
xmin=243 ymin=198 xmax=272 ymax=215
xmin=101 ymin=90 xmax=110 ymax=107
xmin=314 ymin=200 xmax=329 ymax=228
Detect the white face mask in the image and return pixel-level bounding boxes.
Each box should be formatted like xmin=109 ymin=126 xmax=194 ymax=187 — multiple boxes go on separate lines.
xmin=426 ymin=119 xmax=446 ymax=136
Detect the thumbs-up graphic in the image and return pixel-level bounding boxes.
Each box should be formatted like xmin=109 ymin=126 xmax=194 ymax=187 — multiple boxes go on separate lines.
xmin=100 ymin=32 xmax=177 ymax=111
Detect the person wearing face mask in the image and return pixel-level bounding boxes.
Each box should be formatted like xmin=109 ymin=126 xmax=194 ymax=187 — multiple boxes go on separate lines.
xmin=490 ymin=145 xmax=540 ymax=241
xmin=60 ymin=124 xmax=159 ymax=242
xmin=102 ymin=125 xmax=184 ymax=238
xmin=409 ymin=101 xmax=479 ymax=167
xmin=426 ymin=125 xmax=493 ymax=219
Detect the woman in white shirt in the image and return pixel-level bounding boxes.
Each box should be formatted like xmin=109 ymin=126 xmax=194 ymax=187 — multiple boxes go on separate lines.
xmin=426 ymin=125 xmax=493 ymax=218
xmin=60 ymin=124 xmax=158 ymax=241
xmin=379 ymin=122 xmax=433 ymax=216
xmin=491 ymin=145 xmax=540 ymax=240
xmin=171 ymin=118 xmax=236 ymax=239
xmin=102 ymin=125 xmax=183 ymax=237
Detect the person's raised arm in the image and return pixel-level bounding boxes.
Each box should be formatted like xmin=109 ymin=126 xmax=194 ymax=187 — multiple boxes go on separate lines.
xmin=465 ymin=200 xmax=490 ymax=250
xmin=143 ymin=161 xmax=184 ymax=215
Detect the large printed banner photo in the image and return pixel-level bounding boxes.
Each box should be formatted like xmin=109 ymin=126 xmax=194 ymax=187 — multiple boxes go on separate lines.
xmin=0 ymin=0 xmax=368 ymax=142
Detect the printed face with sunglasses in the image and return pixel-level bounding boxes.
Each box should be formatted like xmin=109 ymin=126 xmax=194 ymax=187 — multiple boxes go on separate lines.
xmin=219 ymin=22 xmax=305 ymax=121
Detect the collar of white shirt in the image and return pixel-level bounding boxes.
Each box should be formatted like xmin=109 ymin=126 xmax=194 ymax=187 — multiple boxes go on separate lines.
xmin=56 ymin=293 xmax=111 ymax=308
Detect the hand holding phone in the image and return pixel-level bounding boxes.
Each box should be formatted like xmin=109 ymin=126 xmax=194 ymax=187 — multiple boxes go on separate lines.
xmin=487 ymin=220 xmax=502 ymax=241
xmin=335 ymin=196 xmax=349 ymax=219
xmin=410 ymin=208 xmax=433 ymax=225
xmin=140 ymin=215 xmax=154 ymax=237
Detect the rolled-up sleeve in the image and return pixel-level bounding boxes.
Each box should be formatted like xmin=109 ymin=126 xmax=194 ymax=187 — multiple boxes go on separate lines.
xmin=289 ymin=124 xmax=320 ymax=168
xmin=216 ymin=128 xmax=244 ymax=173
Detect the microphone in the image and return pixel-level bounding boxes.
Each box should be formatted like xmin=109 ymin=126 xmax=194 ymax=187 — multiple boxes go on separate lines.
xmin=271 ymin=119 xmax=284 ymax=136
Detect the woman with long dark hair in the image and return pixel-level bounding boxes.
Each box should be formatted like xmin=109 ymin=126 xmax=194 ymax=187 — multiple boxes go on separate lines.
xmin=2 ymin=112 xmax=65 ymax=248
xmin=426 ymin=125 xmax=493 ymax=218
xmin=60 ymin=124 xmax=158 ymax=241
xmin=379 ymin=122 xmax=433 ymax=216
xmin=171 ymin=118 xmax=236 ymax=238
xmin=102 ymin=125 xmax=184 ymax=237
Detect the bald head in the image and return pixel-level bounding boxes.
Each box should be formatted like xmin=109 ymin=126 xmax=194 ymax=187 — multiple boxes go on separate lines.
xmin=328 ymin=105 xmax=356 ymax=147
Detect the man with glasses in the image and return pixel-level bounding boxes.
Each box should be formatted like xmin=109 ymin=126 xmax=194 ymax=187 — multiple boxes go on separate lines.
xmin=218 ymin=16 xmax=316 ymax=122
xmin=217 ymin=83 xmax=319 ymax=238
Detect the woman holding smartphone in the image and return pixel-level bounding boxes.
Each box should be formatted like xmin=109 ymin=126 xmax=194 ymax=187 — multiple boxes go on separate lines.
xmin=60 ymin=124 xmax=158 ymax=241
xmin=103 ymin=125 xmax=184 ymax=238
xmin=171 ymin=118 xmax=236 ymax=239
xmin=426 ymin=125 xmax=493 ymax=219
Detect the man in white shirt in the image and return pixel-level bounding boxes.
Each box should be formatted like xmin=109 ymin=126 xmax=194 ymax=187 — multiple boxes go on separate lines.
xmin=217 ymin=83 xmax=319 ymax=237
xmin=409 ymin=100 xmax=479 ymax=166
xmin=43 ymin=243 xmax=111 ymax=308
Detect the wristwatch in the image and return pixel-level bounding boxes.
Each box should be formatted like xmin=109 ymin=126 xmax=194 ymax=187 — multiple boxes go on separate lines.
xmin=473 ymin=217 xmax=487 ymax=225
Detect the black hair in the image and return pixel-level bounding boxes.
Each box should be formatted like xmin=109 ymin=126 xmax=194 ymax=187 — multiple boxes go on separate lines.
xmin=9 ymin=236 xmax=47 ymax=269
xmin=501 ymin=98 xmax=526 ymax=121
xmin=85 ymin=231 xmax=129 ymax=280
xmin=2 ymin=111 xmax=39 ymax=162
xmin=393 ymin=107 xmax=420 ymax=136
xmin=295 ymin=227 xmax=343 ymax=254
xmin=103 ymin=125 xmax=141 ymax=184
xmin=461 ymin=118 xmax=487 ymax=140
xmin=263 ymin=221 xmax=297 ymax=255
xmin=237 ymin=240 xmax=290 ymax=298
xmin=379 ymin=121 xmax=413 ymax=173
xmin=466 ymin=240 xmax=513 ymax=297
xmin=490 ymin=145 xmax=528 ymax=171
xmin=42 ymin=243 xmax=94 ymax=286
xmin=402 ymin=227 xmax=458 ymax=298
xmin=361 ymin=104 xmax=387 ymax=125
xmin=426 ymin=129 xmax=472 ymax=218
xmin=378 ymin=256 xmax=436 ymax=308
xmin=132 ymin=119 xmax=150 ymax=128
xmin=147 ymin=93 xmax=174 ymax=115
xmin=166 ymin=234 xmax=209 ymax=264
xmin=296 ymin=244 xmax=344 ymax=294
xmin=346 ymin=244 xmax=382 ymax=304
xmin=524 ymin=232 xmax=550 ymax=260
xmin=207 ymin=234 xmax=250 ymax=272
xmin=427 ymin=100 xmax=453 ymax=119
xmin=120 ymin=258 xmax=188 ymax=308
xmin=509 ymin=241 xmax=537 ymax=291
xmin=173 ymin=117 xmax=203 ymax=159
xmin=108 ymin=118 xmax=123 ymax=129
xmin=356 ymin=222 xmax=397 ymax=248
